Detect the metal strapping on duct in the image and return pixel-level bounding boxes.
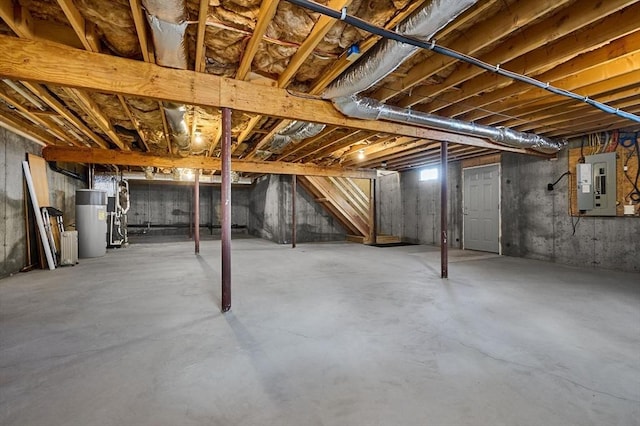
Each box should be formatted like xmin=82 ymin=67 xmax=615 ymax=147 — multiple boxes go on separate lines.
xmin=322 ymin=0 xmax=477 ymax=99
xmin=142 ymin=0 xmax=191 ymax=156
xmin=333 ymin=95 xmax=565 ymax=153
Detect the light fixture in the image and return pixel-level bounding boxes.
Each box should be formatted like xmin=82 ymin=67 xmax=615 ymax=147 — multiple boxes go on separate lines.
xmin=357 ymin=149 xmax=365 ymax=160
xmin=381 ymin=160 xmax=387 ymax=169
xmin=195 ymin=133 xmax=203 ymax=144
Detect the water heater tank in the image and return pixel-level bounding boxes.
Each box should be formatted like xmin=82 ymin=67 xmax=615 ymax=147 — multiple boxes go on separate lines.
xmin=76 ymin=189 xmax=108 ymax=258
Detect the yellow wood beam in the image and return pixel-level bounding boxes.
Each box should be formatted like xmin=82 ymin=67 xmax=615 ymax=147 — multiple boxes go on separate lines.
xmin=118 ymin=94 xmax=150 ymax=151
xmin=441 ymin=29 xmax=640 ymax=121
xmin=43 ymin=145 xmax=378 ymax=179
xmin=0 ymin=35 xmax=528 ymax=152
xmin=372 ymin=0 xmax=574 ymax=103
xmin=277 ymin=126 xmax=337 ymax=161
xmin=278 ymin=0 xmax=351 ymax=88
xmin=236 ymin=0 xmax=280 ymax=80
xmin=63 ymin=88 xmax=130 ymax=150
xmin=0 ymin=88 xmax=79 ymax=146
xmin=412 ymin=1 xmax=640 ymax=111
xmin=128 ymin=0 xmax=154 ymax=63
xmin=194 ymin=0 xmax=209 ymax=72
xmin=21 ymin=81 xmax=109 ymax=149
xmin=0 ymin=111 xmax=59 ymax=146
xmin=56 ymin=0 xmax=100 ymax=52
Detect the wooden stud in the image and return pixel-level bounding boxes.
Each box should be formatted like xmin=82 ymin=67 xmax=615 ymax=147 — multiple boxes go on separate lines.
xmin=194 ymin=0 xmax=209 ymax=72
xmin=56 ymin=0 xmax=100 ymax=52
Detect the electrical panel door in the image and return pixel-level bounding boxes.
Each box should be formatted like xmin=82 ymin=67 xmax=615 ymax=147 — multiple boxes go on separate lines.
xmin=578 ymin=152 xmax=617 ymax=216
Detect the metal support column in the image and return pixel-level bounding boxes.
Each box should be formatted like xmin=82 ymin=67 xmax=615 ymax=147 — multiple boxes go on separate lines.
xmin=292 ymin=175 xmax=297 ymax=248
xmin=368 ymin=178 xmax=377 ymax=245
xmin=440 ymin=142 xmax=448 ymax=279
xmin=221 ymin=108 xmax=232 ymax=312
xmin=194 ymin=169 xmax=200 ymax=254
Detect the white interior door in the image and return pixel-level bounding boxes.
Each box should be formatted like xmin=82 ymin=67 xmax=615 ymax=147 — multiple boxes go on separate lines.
xmin=463 ymin=164 xmax=500 ymax=253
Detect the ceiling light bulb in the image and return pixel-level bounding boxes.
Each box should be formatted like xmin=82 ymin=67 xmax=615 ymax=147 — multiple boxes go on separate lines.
xmin=195 ymin=134 xmax=203 ymax=144
xmin=358 ymin=149 xmax=365 ymax=160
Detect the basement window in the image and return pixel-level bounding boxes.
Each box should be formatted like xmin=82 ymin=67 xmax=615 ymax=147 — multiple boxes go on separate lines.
xmin=419 ymin=167 xmax=439 ymax=181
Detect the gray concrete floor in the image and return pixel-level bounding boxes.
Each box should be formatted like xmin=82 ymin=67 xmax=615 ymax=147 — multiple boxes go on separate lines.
xmin=1 ymin=238 xmax=639 ymax=426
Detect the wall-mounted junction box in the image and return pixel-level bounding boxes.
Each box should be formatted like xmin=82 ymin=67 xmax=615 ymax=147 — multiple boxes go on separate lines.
xmin=577 ymin=152 xmax=617 ymax=216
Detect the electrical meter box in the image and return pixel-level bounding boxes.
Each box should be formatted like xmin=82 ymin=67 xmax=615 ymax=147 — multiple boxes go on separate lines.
xmin=577 ymin=152 xmax=617 ymax=216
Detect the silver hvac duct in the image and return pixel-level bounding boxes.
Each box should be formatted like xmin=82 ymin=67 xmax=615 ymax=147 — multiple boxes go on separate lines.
xmin=143 ymin=0 xmax=191 ymax=155
xmin=270 ymin=121 xmax=326 ymax=152
xmin=142 ymin=0 xmax=188 ymax=69
xmin=321 ymin=0 xmax=564 ymax=152
xmin=323 ymin=0 xmax=477 ymax=99
xmin=334 ymin=95 xmax=565 ymax=153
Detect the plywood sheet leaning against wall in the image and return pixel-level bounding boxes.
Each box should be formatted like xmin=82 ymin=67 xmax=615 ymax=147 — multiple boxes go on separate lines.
xmin=568 ymin=132 xmax=639 ymax=217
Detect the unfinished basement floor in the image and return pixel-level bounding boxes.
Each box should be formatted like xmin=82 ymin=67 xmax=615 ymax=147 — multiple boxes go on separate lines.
xmin=1 ymin=238 xmax=639 ymax=426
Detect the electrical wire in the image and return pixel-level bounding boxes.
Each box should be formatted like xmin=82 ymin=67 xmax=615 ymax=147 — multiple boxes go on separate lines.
xmin=285 ymin=0 xmax=640 ymax=124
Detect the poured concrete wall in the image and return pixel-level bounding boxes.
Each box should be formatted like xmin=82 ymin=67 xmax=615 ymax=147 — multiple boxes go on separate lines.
xmin=1 ymin=128 xmax=85 ymax=277
xmin=249 ymin=175 xmax=345 ymax=244
xmin=377 ymin=149 xmax=638 ymax=272
xmin=501 ymin=151 xmax=640 ymax=272
xmin=378 ymin=165 xmax=462 ymax=247
xmin=128 ymin=182 xmax=251 ymax=230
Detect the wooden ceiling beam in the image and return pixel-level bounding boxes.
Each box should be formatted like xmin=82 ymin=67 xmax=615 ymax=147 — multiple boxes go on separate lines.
xmin=278 ymin=0 xmax=351 ymax=88
xmin=0 ymin=88 xmax=80 ymax=146
xmin=277 ymin=126 xmax=338 ymax=161
xmin=372 ymin=0 xmax=574 ymax=103
xmin=293 ymin=130 xmax=372 ymax=162
xmin=0 ymin=111 xmax=59 ymax=146
xmin=128 ymin=0 xmax=154 ymax=63
xmin=0 ymin=0 xmax=83 ymax=48
xmin=395 ymin=149 xmax=496 ymax=172
xmin=390 ymin=145 xmax=486 ymax=169
xmin=506 ymin=88 xmax=640 ymax=132
xmin=405 ymin=0 xmax=637 ymax=110
xmin=42 ymin=145 xmax=377 ymax=179
xmin=194 ymin=0 xmax=209 ymax=72
xmin=478 ymin=50 xmax=640 ymax=127
xmin=0 ymin=35 xmax=527 ymax=153
xmin=444 ymin=29 xmax=640 ymax=122
xmin=244 ymin=120 xmax=291 ymax=159
xmin=540 ymin=106 xmax=640 ymax=137
xmin=351 ymin=140 xmax=440 ymax=168
xmin=236 ymin=0 xmax=280 ymax=80
xmin=62 ymin=88 xmax=130 ymax=150
xmin=341 ymin=136 xmax=417 ymax=165
xmin=56 ymin=0 xmax=100 ymax=52
xmin=430 ymin=10 xmax=640 ymax=117
xmin=21 ymin=82 xmax=109 ymax=149
xmin=118 ymin=94 xmax=150 ymax=151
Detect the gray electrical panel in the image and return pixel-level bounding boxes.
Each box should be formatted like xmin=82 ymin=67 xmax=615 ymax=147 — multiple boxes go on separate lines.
xmin=577 ymin=152 xmax=617 ymax=216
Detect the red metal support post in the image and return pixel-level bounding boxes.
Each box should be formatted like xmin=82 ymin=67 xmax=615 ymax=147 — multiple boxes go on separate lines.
xmin=440 ymin=141 xmax=448 ymax=279
xmin=194 ymin=168 xmax=200 ymax=254
xmin=221 ymin=108 xmax=232 ymax=312
xmin=292 ymin=174 xmax=297 ymax=248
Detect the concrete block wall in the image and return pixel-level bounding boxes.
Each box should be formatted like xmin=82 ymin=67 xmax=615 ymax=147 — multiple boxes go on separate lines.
xmin=1 ymin=128 xmax=86 ymax=277
xmin=501 ymin=151 xmax=640 ymax=272
xmin=249 ymin=175 xmax=345 ymax=244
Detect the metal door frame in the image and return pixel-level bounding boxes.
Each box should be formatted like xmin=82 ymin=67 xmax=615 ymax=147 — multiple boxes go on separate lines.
xmin=462 ymin=163 xmax=502 ymax=255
